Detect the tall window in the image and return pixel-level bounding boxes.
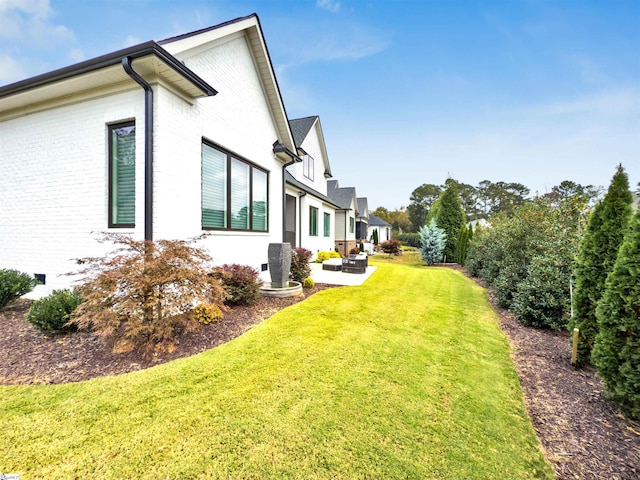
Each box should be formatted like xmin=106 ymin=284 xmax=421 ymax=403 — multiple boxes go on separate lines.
xmin=303 ymin=154 xmax=314 ymax=181
xmin=324 ymin=212 xmax=331 ymax=237
xmin=202 ymin=141 xmax=268 ymax=231
xmin=309 ymin=206 xmax=318 ymax=236
xmin=349 ymin=217 xmax=355 ymax=234
xmin=109 ymin=121 xmax=135 ymax=227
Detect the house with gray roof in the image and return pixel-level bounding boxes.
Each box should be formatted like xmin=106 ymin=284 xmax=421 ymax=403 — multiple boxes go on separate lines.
xmin=368 ymin=214 xmax=392 ymax=244
xmin=0 ymin=14 xmax=312 ymax=295
xmin=327 ymin=180 xmax=359 ymax=256
xmin=284 ymin=115 xmax=338 ymax=253
xmin=356 ymin=197 xmax=370 ymax=242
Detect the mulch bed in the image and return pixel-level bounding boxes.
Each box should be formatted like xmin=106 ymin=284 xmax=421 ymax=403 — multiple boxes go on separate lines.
xmin=0 ymin=284 xmax=333 ymax=385
xmin=2 ymin=274 xmax=639 ymax=479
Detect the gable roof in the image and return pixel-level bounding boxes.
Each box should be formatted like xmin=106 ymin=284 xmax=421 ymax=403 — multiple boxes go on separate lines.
xmin=160 ymin=13 xmax=296 ymax=152
xmin=290 ymin=116 xmax=318 ymax=147
xmin=0 ymin=41 xmax=217 ymax=121
xmin=369 ymin=214 xmax=391 ymax=227
xmin=285 ymin=172 xmax=339 ymax=209
xmin=289 ymin=115 xmax=333 ymax=178
xmin=327 ymin=180 xmax=357 ymax=211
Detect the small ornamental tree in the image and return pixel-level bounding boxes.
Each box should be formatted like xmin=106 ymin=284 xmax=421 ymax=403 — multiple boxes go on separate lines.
xmin=290 ymin=247 xmax=312 ymax=283
xmin=371 ymin=228 xmax=379 ymax=245
xmin=570 ymin=164 xmax=633 ymax=364
xmin=380 ymin=238 xmax=401 ymax=255
xmin=69 ymin=234 xmax=227 ymax=356
xmin=419 ymin=219 xmax=447 ymax=265
xmin=592 ymin=206 xmax=640 ymax=420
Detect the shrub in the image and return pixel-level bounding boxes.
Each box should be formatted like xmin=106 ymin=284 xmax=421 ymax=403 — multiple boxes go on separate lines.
xmin=212 ymin=264 xmax=262 ymax=306
xmin=350 ymin=247 xmax=360 ymax=255
xmin=315 ymin=252 xmax=330 ymax=263
xmin=592 ymin=206 xmax=640 ymax=419
xmin=0 ymin=269 xmax=38 ymax=309
xmin=395 ymin=233 xmax=421 ymax=248
xmin=192 ymin=303 xmax=223 ymax=325
xmin=291 ymin=247 xmax=312 ymax=283
xmin=27 ymin=289 xmax=83 ymax=333
xmin=68 ymin=234 xmax=227 ymax=357
xmin=380 ymin=238 xmax=401 ymax=255
xmin=303 ymin=277 xmax=315 ymax=289
xmin=418 ymin=219 xmax=446 ymax=265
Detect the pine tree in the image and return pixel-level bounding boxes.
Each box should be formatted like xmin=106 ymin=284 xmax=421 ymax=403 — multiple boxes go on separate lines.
xmin=435 ymin=180 xmax=466 ymax=262
xmin=419 ymin=219 xmax=447 ymax=265
xmin=570 ymin=164 xmax=633 ymax=364
xmin=592 ymin=206 xmax=640 ymax=419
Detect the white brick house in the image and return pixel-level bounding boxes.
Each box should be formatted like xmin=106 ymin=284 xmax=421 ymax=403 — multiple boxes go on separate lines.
xmin=0 ymin=14 xmax=302 ymax=295
xmin=284 ymin=115 xmax=338 ymax=254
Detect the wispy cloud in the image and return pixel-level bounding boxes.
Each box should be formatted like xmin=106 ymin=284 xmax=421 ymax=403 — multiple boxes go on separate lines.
xmin=525 ymin=87 xmax=640 ymax=119
xmin=317 ymin=0 xmax=341 ymax=13
xmin=67 ymin=48 xmax=85 ymax=63
xmin=0 ymin=0 xmax=76 ymax=82
xmin=122 ymin=35 xmax=142 ymax=48
xmin=0 ymin=53 xmax=27 ymax=84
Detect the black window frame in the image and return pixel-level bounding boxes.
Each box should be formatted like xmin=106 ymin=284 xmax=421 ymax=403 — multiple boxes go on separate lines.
xmin=108 ymin=120 xmax=136 ymax=228
xmin=201 ymin=140 xmax=269 ymax=232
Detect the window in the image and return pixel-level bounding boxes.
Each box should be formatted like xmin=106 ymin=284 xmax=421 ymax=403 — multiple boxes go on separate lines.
xmin=202 ymin=141 xmax=268 ymax=231
xmin=109 ymin=121 xmax=135 ymax=227
xmin=309 ymin=206 xmax=318 ymax=236
xmin=324 ymin=212 xmax=331 ymax=237
xmin=349 ymin=217 xmax=355 ymax=234
xmin=303 ymin=154 xmax=314 ymax=181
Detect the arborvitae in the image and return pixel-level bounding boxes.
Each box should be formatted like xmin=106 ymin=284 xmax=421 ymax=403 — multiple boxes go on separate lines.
xmin=435 ymin=181 xmax=466 ymax=262
xmin=592 ymin=206 xmax=640 ymax=419
xmin=570 ymin=164 xmax=633 ymax=364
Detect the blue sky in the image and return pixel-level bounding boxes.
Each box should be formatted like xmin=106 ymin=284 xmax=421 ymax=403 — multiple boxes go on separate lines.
xmin=1 ymin=0 xmax=638 ymax=209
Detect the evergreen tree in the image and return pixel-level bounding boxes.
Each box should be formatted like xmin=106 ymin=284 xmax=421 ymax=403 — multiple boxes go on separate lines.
xmin=592 ymin=207 xmax=640 ymax=419
xmin=570 ymin=165 xmax=633 ymax=364
xmin=435 ymin=180 xmax=466 ymax=262
xmin=419 ymin=219 xmax=447 ymax=265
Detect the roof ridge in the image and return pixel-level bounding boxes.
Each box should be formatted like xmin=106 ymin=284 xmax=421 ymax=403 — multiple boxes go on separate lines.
xmin=158 ymin=13 xmax=258 ymax=45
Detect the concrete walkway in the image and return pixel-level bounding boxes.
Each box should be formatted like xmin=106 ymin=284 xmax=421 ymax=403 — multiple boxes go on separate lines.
xmin=308 ymin=262 xmax=377 ymax=286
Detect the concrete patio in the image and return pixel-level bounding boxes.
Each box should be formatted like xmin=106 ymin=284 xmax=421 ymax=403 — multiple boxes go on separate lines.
xmin=309 ymin=262 xmax=377 ymax=286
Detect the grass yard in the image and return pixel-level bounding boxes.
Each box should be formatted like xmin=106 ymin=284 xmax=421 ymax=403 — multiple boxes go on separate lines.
xmin=0 ymin=253 xmax=554 ymax=479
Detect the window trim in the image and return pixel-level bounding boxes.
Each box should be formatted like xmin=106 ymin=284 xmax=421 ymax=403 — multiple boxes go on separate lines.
xmin=309 ymin=206 xmax=318 ymax=236
xmin=201 ymin=139 xmax=269 ymax=232
xmin=323 ymin=212 xmax=331 ymax=237
xmin=108 ymin=120 xmax=136 ymax=228
xmin=303 ymin=154 xmax=314 ymax=181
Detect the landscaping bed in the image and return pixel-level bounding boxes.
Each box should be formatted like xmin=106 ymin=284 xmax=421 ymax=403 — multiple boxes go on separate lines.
xmin=0 ymin=284 xmax=332 ymax=385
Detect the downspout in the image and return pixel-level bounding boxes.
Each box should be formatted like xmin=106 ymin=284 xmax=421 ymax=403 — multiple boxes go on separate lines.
xmin=273 ymin=141 xmax=303 ymax=243
xmin=298 ymin=191 xmax=306 ymax=247
xmin=122 ymin=56 xmax=153 ymax=242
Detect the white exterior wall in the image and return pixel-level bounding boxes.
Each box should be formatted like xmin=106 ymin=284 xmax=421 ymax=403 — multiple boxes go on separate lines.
xmin=292 ymin=124 xmax=328 ymax=196
xmin=154 ymin=35 xmax=284 ymax=271
xmin=0 ymin=34 xmax=288 ymax=294
xmin=0 ymin=89 xmax=145 ymax=293
xmin=367 ymin=224 xmax=392 ymax=242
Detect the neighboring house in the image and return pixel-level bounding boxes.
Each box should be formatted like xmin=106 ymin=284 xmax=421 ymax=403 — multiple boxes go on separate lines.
xmin=368 ymin=215 xmax=392 ymax=243
xmin=327 ymin=180 xmax=358 ymax=256
xmin=355 ymin=197 xmax=369 ymax=242
xmin=0 ymin=14 xmax=305 ymax=294
xmin=284 ymin=116 xmax=338 ymax=253
xmin=468 ymin=218 xmax=490 ymax=230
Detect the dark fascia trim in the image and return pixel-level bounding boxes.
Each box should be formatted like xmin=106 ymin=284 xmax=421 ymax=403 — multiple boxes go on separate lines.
xmin=284 ymin=172 xmax=340 ymax=210
xmin=0 ymin=41 xmax=218 ymax=98
xmin=158 ymin=13 xmax=258 ymax=45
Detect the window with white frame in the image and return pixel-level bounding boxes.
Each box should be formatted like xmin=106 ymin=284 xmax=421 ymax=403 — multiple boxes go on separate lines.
xmin=303 ymin=154 xmax=314 ymax=181
xmin=202 ymin=141 xmax=268 ymax=231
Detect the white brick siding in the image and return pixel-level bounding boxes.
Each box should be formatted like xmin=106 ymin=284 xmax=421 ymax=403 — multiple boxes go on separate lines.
xmin=0 ymin=34 xmax=286 ymax=294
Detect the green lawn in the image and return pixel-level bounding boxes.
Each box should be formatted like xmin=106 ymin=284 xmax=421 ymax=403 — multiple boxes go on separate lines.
xmin=0 ymin=253 xmax=554 ymax=479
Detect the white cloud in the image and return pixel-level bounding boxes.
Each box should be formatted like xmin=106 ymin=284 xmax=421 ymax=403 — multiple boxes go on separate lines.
xmin=317 ymin=0 xmax=341 ymax=13
xmin=0 ymin=53 xmax=27 ymax=83
xmin=67 ymin=48 xmax=85 ymax=63
xmin=0 ymin=0 xmax=74 ymax=45
xmin=122 ymin=35 xmax=142 ymax=48
xmin=525 ymin=87 xmax=640 ymax=119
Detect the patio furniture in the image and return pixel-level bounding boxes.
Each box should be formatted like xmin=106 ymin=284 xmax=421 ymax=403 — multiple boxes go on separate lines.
xmin=342 ymin=254 xmax=368 ymax=274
